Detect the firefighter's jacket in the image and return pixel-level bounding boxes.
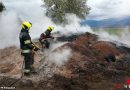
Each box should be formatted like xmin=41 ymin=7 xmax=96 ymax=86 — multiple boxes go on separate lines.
xmin=19 ymin=29 xmax=35 ymax=54
xmin=39 ymin=29 xmax=53 ymax=43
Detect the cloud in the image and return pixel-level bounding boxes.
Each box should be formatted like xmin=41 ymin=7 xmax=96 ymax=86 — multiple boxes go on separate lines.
xmin=87 ymin=0 xmax=130 ymax=20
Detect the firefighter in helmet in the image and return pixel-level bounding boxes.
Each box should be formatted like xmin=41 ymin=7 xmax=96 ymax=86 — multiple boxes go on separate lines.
xmin=19 ymin=22 xmax=39 ymax=75
xmin=39 ymin=26 xmax=54 ymax=51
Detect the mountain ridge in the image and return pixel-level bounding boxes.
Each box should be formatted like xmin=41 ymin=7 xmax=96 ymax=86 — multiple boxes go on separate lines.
xmin=81 ymin=17 xmax=130 ymax=28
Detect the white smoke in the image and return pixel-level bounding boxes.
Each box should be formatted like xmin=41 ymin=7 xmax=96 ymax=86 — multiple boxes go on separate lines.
xmin=0 ymin=0 xmax=129 ymax=68
xmin=47 ymin=47 xmax=72 ymax=66
xmin=56 ymin=14 xmax=92 ymax=36
xmin=0 ymin=11 xmax=20 ymax=49
xmin=0 ymin=0 xmax=130 ymax=49
xmin=0 ymin=0 xmax=91 ymax=49
xmin=0 ymin=0 xmax=91 ymax=66
xmin=87 ymin=0 xmax=130 ymax=47
xmin=95 ymin=27 xmax=130 ymax=47
xmin=42 ymin=41 xmax=68 ymax=55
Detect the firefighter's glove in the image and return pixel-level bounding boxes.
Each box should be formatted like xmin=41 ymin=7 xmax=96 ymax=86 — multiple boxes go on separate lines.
xmin=33 ymin=47 xmax=40 ymax=51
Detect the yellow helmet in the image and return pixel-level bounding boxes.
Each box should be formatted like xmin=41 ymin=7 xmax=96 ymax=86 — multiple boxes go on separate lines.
xmin=47 ymin=26 xmax=54 ymax=31
xmin=22 ymin=22 xmax=32 ymax=29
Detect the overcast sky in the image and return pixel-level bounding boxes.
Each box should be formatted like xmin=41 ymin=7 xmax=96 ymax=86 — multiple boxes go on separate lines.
xmin=87 ymin=0 xmax=130 ymax=20
xmin=3 ymin=0 xmax=130 ymax=21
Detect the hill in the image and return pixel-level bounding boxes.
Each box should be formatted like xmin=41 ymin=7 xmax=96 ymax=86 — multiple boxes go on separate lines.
xmin=81 ymin=17 xmax=130 ymax=28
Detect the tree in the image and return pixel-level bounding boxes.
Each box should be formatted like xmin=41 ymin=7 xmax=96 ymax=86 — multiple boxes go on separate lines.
xmin=43 ymin=0 xmax=90 ymax=24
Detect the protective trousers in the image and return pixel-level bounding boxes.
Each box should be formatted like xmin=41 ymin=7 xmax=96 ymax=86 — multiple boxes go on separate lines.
xmin=42 ymin=39 xmax=50 ymax=49
xmin=23 ymin=52 xmax=34 ymax=70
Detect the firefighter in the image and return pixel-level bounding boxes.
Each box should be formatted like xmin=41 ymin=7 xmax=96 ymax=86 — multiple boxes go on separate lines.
xmin=19 ymin=22 xmax=39 ymax=75
xmin=39 ymin=26 xmax=54 ymax=51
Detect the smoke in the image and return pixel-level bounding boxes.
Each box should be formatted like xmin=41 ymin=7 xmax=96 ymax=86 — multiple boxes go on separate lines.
xmin=56 ymin=14 xmax=92 ymax=36
xmin=0 ymin=11 xmax=20 ymax=49
xmin=0 ymin=0 xmax=130 ymax=49
xmin=47 ymin=47 xmax=72 ymax=66
xmin=87 ymin=0 xmax=130 ymax=47
xmin=0 ymin=0 xmax=91 ymax=67
xmin=0 ymin=0 xmax=129 ymax=70
xmin=0 ymin=0 xmax=91 ymax=49
xmin=95 ymin=27 xmax=130 ymax=47
xmin=43 ymin=41 xmax=68 ymax=55
xmin=42 ymin=41 xmax=71 ymax=66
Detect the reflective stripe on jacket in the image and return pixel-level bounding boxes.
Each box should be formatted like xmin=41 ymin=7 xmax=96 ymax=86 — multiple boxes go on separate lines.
xmin=19 ymin=29 xmax=35 ymax=53
xmin=22 ymin=50 xmax=31 ymax=53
